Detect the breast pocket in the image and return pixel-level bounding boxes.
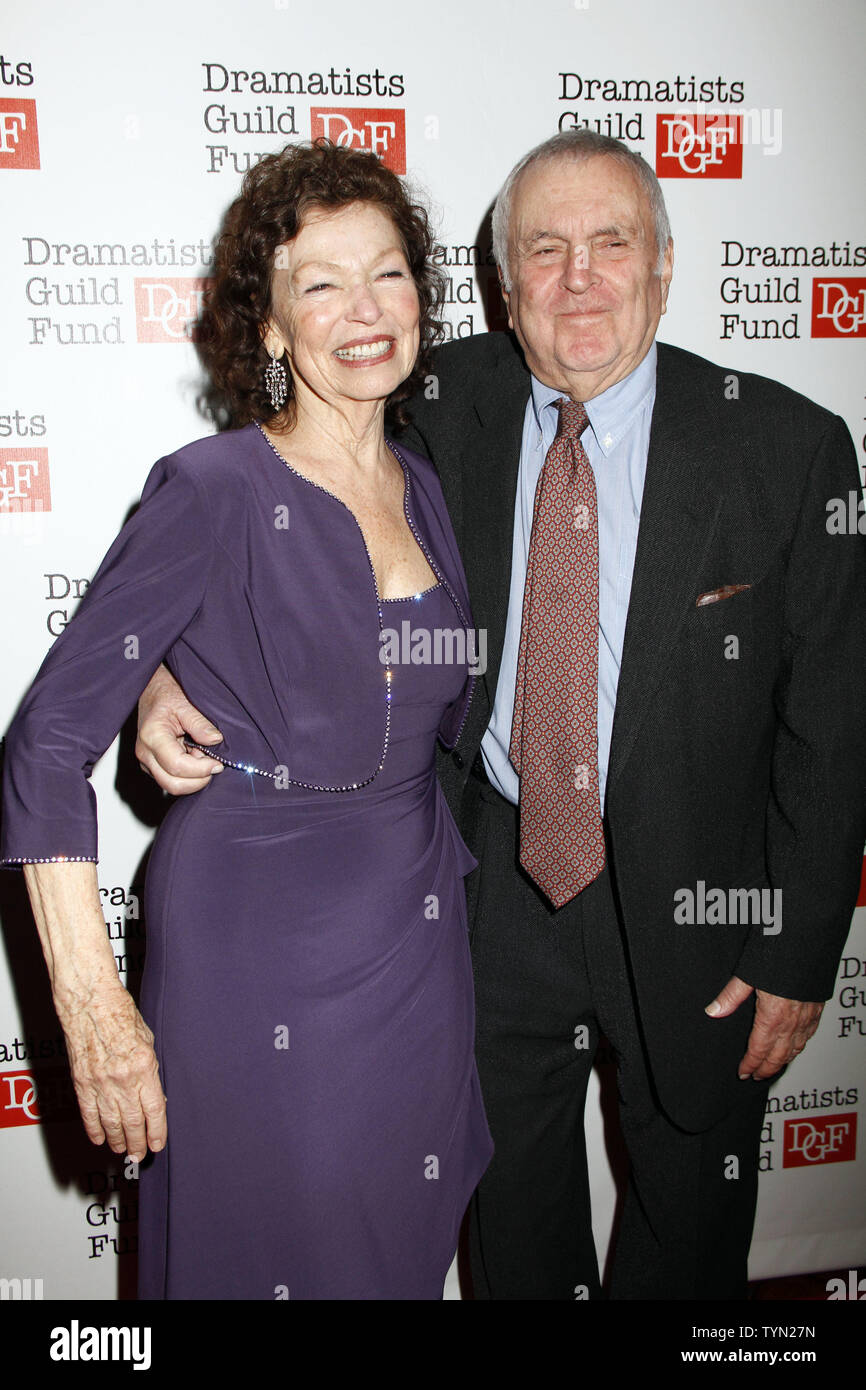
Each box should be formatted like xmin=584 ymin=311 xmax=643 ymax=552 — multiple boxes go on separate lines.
xmin=681 ymin=583 xmax=754 ymax=674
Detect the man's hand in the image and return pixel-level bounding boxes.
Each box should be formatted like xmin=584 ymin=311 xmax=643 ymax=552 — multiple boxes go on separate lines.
xmin=705 ymin=976 xmax=824 ymax=1080
xmin=136 ymin=663 xmax=224 ymax=795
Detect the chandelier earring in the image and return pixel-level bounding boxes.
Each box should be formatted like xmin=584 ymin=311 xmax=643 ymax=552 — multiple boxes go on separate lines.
xmin=264 ymin=349 xmax=288 ymax=410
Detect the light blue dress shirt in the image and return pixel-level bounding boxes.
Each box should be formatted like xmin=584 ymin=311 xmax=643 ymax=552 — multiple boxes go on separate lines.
xmin=480 ymin=342 xmax=657 ymax=812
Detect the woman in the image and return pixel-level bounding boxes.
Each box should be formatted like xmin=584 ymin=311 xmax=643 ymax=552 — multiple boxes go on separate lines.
xmin=1 ymin=140 xmax=493 ymax=1299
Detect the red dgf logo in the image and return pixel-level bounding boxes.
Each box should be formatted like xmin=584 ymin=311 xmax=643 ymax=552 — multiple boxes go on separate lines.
xmin=0 ymin=448 xmax=51 ymax=512
xmin=811 ymin=279 xmax=866 ymax=337
xmin=655 ymin=113 xmax=743 ymax=178
xmin=0 ymin=1071 xmax=40 ymax=1126
xmin=310 ymin=108 xmax=406 ymax=173
xmin=0 ymin=1069 xmax=77 ymax=1127
xmin=783 ymin=1112 xmax=857 ymax=1167
xmin=134 ymin=277 xmax=211 ymax=343
xmin=0 ymin=98 xmax=39 ymax=168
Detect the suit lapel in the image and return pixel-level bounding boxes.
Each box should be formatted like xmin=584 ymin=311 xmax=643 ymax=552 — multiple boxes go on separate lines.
xmin=606 ymin=344 xmax=724 ymax=797
xmin=455 ymin=338 xmax=726 ymax=791
xmin=461 ymin=353 xmax=530 ymax=707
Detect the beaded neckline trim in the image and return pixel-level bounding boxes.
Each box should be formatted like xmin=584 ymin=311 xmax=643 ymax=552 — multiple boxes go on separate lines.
xmin=385 ymin=440 xmax=477 ymax=750
xmin=381 ymin=582 xmax=441 ymax=603
xmin=251 ymin=424 xmax=425 ymax=793
xmin=249 ymin=424 xmax=475 ymax=785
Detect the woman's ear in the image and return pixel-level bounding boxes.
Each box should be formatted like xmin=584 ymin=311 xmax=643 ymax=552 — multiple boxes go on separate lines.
xmin=260 ymin=320 xmax=283 ymax=359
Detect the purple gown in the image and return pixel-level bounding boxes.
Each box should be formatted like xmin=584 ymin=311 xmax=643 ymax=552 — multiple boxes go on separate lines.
xmin=1 ymin=422 xmax=494 ymax=1299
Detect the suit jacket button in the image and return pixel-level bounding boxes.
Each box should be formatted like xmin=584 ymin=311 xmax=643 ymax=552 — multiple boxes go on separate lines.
xmin=452 ymin=752 xmax=465 ymax=769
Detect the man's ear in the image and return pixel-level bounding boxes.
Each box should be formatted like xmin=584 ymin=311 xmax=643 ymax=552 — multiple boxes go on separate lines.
xmin=497 ymin=264 xmax=514 ymax=330
xmin=659 ymin=238 xmax=674 ymax=316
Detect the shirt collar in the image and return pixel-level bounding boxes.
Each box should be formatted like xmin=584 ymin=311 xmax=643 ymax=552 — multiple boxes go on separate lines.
xmin=529 ymin=341 xmax=657 ymax=457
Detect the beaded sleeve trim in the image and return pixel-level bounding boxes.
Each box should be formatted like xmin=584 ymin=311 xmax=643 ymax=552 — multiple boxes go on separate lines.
xmin=1 ymin=855 xmax=98 ymax=864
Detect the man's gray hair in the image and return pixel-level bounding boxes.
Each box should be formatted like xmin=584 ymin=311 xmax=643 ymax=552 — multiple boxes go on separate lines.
xmin=491 ymin=129 xmax=672 ymax=290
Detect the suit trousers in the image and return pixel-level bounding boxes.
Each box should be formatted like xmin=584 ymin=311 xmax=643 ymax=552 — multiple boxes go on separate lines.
xmin=461 ymin=768 xmax=770 ymax=1300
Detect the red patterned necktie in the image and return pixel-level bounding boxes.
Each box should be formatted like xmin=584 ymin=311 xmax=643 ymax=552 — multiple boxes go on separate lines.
xmin=508 ymin=397 xmax=606 ymax=909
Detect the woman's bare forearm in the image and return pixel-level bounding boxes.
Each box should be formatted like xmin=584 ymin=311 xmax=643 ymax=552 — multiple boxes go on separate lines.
xmin=24 ymin=861 xmax=126 ymax=1009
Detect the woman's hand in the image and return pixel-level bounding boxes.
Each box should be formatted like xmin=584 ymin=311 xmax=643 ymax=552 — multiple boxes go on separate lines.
xmin=23 ymin=862 xmax=166 ymax=1162
xmin=57 ymin=980 xmax=166 ymax=1163
xmin=136 ymin=662 xmax=224 ymax=795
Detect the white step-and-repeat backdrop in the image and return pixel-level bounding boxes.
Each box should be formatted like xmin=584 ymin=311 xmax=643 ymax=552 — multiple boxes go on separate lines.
xmin=1 ymin=0 xmax=864 ymax=1299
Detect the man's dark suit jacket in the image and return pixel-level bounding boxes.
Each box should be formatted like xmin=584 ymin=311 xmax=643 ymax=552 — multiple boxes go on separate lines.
xmin=400 ymin=331 xmax=866 ymax=1133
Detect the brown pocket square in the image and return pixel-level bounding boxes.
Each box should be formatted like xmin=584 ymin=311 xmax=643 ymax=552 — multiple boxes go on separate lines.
xmin=695 ymin=584 xmax=751 ymax=607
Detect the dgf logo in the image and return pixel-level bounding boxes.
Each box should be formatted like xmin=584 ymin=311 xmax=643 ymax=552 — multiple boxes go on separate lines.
xmin=0 ymin=98 xmax=39 ymax=169
xmin=134 ymin=277 xmax=212 ymax=343
xmin=811 ymin=279 xmax=866 ymax=337
xmin=310 ymin=108 xmax=406 ymax=173
xmin=0 ymin=1072 xmax=39 ymax=1126
xmin=0 ymin=1069 xmax=76 ymax=1127
xmin=783 ymin=1112 xmax=857 ymax=1167
xmin=0 ymin=448 xmax=51 ymax=512
xmin=655 ymin=113 xmax=743 ymax=178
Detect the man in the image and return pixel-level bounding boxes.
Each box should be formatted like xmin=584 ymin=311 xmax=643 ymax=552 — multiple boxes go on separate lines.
xmin=137 ymin=131 xmax=866 ymax=1299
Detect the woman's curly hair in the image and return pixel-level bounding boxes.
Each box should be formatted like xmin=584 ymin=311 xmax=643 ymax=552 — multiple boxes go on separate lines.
xmin=198 ymin=139 xmax=447 ymax=432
